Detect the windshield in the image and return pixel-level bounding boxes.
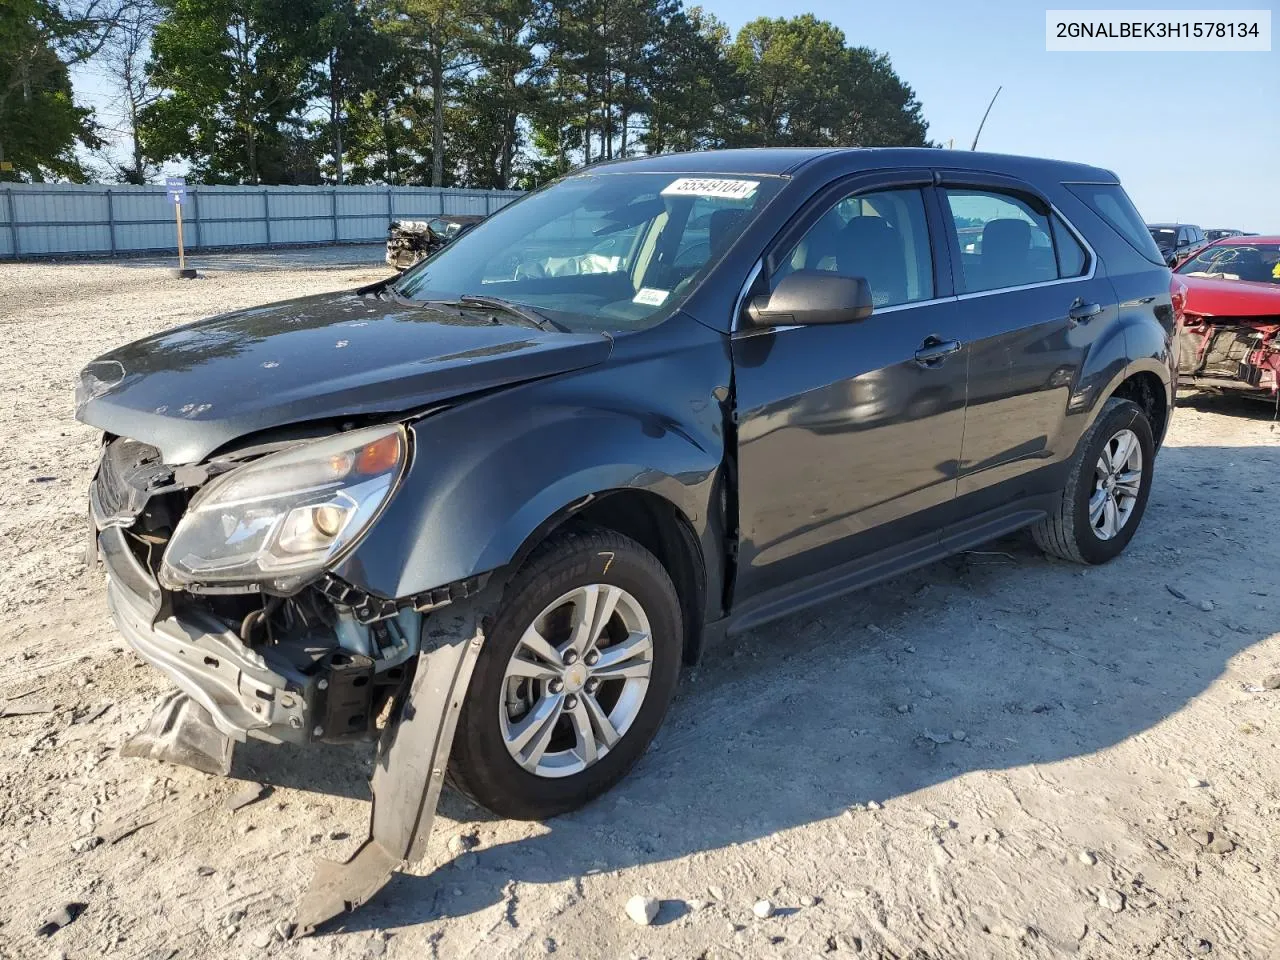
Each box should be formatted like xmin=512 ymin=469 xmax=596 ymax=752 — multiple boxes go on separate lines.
xmin=1176 ymin=243 xmax=1280 ymax=285
xmin=1149 ymin=227 xmax=1177 ymax=246
xmin=392 ymin=171 xmax=784 ymax=332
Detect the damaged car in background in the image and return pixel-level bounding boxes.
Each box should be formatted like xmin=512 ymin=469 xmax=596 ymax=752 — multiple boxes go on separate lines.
xmin=385 ymin=214 xmax=484 ymax=270
xmin=1172 ymin=235 xmax=1280 ymax=404
xmin=76 ymin=148 xmax=1177 ymax=934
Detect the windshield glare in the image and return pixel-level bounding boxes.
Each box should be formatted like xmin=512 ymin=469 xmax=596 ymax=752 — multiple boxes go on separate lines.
xmin=1149 ymin=227 xmax=1177 ymax=246
xmin=393 ymin=172 xmax=783 ymax=332
xmin=1176 ymin=243 xmax=1280 ymax=284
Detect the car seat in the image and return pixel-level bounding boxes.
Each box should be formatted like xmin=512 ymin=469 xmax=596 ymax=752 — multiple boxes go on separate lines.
xmin=836 ymin=216 xmax=909 ymax=307
xmin=979 ymin=218 xmax=1033 ymax=290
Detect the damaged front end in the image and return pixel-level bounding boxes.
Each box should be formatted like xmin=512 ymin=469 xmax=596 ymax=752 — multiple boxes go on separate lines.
xmin=295 ymin=598 xmax=492 ymax=934
xmin=89 ymin=425 xmax=493 ymax=931
xmin=385 ymin=216 xmax=481 ymax=271
xmin=1177 ymin=314 xmax=1280 ymax=398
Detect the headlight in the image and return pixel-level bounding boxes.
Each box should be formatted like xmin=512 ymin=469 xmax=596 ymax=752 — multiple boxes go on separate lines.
xmin=159 ymin=424 xmax=407 ymax=593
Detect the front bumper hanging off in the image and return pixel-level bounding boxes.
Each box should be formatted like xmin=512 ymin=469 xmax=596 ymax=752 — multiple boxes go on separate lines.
xmin=95 ymin=479 xmax=494 ymax=934
xmin=295 ymin=597 xmax=491 ymax=934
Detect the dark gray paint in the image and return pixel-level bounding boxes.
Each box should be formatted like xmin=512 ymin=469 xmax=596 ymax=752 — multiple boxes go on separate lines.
xmin=335 ymin=314 xmax=729 ymax=612
xmin=76 ymin=292 xmax=612 ymax=464
xmin=79 ymin=147 xmax=1175 ymax=640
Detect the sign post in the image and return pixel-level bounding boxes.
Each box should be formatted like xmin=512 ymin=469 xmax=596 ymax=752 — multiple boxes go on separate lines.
xmin=166 ymin=176 xmax=197 ymax=278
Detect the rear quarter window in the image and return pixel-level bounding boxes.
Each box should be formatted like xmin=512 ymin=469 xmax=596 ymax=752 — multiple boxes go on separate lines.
xmin=1065 ymin=183 xmax=1165 ymax=266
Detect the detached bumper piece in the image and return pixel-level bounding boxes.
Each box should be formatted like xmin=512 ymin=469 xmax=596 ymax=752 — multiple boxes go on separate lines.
xmin=295 ymin=598 xmax=490 ymax=935
xmin=121 ymin=689 xmax=234 ymax=776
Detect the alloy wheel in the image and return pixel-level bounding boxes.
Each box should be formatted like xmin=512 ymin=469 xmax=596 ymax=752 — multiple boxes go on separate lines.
xmin=1089 ymin=427 xmax=1142 ymax=540
xmin=499 ymin=584 xmax=654 ymax=778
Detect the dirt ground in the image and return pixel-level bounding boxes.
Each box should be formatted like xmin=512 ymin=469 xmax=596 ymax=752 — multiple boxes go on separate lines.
xmin=0 ymin=247 xmax=1277 ymax=960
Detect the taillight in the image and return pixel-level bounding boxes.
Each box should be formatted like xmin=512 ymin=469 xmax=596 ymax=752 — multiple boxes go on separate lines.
xmin=1170 ymin=276 xmax=1188 ymax=328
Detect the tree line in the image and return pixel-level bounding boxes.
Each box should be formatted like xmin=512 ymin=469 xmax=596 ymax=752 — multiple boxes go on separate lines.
xmin=1 ymin=0 xmax=932 ymax=189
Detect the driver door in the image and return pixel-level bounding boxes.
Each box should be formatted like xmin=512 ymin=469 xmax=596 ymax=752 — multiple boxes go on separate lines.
xmin=730 ymin=176 xmax=969 ymax=607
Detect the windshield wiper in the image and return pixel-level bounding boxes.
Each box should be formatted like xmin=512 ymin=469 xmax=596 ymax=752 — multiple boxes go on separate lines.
xmin=366 ymin=283 xmax=416 ymax=305
xmin=454 ymin=294 xmax=570 ymax=333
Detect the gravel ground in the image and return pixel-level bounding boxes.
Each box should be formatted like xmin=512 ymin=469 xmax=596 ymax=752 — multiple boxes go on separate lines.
xmin=0 ymin=247 xmax=1278 ymax=960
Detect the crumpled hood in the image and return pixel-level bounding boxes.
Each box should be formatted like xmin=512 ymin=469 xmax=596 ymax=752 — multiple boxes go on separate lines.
xmin=1178 ymin=273 xmax=1280 ymax=319
xmin=75 ymin=290 xmax=612 ymax=464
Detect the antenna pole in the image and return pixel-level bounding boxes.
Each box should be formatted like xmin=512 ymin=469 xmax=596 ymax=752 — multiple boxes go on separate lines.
xmin=970 ymin=86 xmax=1002 ymax=151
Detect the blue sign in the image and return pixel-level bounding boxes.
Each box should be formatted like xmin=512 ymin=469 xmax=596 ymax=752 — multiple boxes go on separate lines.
xmin=165 ymin=176 xmax=186 ymax=205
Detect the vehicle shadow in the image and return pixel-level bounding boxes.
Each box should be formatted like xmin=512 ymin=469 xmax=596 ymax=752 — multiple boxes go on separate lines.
xmin=1177 ymin=390 xmax=1279 ymax=421
xmin=232 ymin=739 xmax=374 ymax=801
xmin=299 ymin=443 xmax=1279 ymax=933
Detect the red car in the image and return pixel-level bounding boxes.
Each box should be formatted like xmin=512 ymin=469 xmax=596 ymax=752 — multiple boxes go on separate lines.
xmin=1172 ymin=235 xmax=1280 ymax=402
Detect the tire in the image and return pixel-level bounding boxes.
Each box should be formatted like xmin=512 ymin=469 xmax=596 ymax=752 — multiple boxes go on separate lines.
xmin=1032 ymin=398 xmax=1155 ymax=565
xmin=449 ymin=527 xmax=682 ymax=820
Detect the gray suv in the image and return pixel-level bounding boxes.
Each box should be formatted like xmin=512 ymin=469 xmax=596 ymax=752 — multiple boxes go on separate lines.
xmin=77 ymin=147 xmax=1177 ymax=932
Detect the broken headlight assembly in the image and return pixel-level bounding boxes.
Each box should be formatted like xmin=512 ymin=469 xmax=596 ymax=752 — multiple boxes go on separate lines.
xmin=158 ymin=424 xmax=407 ymax=594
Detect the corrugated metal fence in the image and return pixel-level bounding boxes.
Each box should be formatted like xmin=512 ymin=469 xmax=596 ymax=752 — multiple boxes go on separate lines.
xmin=0 ymin=183 xmax=524 ymax=259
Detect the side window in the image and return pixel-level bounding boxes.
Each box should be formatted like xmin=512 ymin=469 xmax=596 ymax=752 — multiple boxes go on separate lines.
xmin=1064 ymin=182 xmax=1163 ymax=265
xmin=773 ymin=188 xmax=933 ymax=308
xmin=944 ymin=188 xmax=1086 ymax=292
xmin=1051 ymin=215 xmax=1088 ymax=277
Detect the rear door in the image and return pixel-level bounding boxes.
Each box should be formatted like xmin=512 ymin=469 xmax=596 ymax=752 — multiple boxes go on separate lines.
xmin=936 ymin=174 xmax=1116 ymax=513
xmin=731 ymin=172 xmax=968 ymax=599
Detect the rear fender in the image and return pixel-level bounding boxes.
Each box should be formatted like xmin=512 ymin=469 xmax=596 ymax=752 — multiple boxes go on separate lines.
xmin=1058 ymin=304 xmax=1130 ymax=449
xmin=1066 ymin=277 xmax=1175 ymax=448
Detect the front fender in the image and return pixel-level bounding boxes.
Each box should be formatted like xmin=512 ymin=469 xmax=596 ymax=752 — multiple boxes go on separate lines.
xmin=333 ymin=323 xmax=730 ymax=601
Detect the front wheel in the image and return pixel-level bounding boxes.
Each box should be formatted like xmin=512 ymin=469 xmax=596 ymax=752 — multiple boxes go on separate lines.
xmin=1032 ymin=397 xmax=1155 ymax=565
xmin=448 ymin=527 xmax=682 ymax=820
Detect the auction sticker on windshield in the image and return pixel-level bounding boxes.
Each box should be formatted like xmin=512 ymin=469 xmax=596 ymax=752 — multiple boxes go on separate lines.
xmin=633 ymin=288 xmax=670 ymax=306
xmin=661 ymin=178 xmax=759 ymax=200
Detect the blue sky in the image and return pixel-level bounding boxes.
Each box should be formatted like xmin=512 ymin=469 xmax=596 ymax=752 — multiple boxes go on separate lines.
xmin=694 ymin=0 xmax=1277 ymax=230
xmin=71 ymin=1 xmax=1276 ymax=230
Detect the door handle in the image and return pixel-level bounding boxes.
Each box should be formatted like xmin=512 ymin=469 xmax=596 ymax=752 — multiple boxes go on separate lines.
xmin=913 ymin=336 xmax=962 ymax=366
xmin=1068 ymin=299 xmax=1102 ymax=323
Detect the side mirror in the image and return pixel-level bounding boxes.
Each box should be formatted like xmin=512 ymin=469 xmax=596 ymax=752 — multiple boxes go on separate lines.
xmin=745 ymin=270 xmax=875 ymax=328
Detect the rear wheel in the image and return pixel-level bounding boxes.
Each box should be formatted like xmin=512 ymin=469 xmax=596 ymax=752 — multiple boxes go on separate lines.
xmin=1032 ymin=398 xmax=1155 ymax=565
xmin=449 ymin=527 xmax=682 ymax=820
